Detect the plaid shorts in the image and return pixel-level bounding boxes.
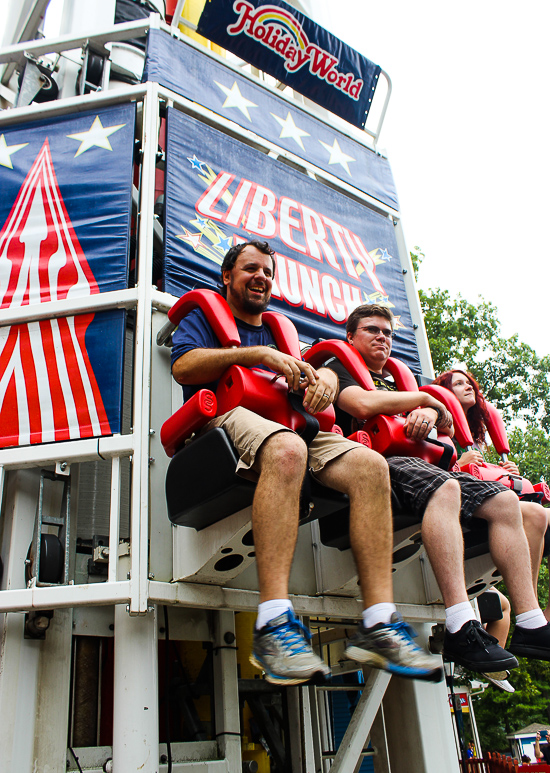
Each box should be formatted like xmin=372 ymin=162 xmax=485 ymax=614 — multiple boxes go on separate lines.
xmin=387 ymin=456 xmax=508 ymax=522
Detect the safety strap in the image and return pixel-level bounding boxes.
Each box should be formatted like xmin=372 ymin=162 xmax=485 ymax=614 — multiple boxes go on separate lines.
xmin=425 ymin=437 xmax=455 ymax=471
xmin=288 ymin=391 xmax=320 ymax=446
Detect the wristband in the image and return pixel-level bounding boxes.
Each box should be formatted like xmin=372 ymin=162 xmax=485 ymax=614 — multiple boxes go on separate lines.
xmin=429 ymin=405 xmax=443 ymax=426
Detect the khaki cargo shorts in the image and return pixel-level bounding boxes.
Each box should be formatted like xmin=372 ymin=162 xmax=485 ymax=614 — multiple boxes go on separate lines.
xmin=203 ymin=406 xmax=363 ymax=482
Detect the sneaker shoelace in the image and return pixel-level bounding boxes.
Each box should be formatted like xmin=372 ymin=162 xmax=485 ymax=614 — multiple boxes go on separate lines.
xmin=388 ymin=619 xmax=419 ymax=648
xmin=268 ymin=616 xmax=311 ymax=655
xmin=463 ymin=623 xmax=498 ymax=655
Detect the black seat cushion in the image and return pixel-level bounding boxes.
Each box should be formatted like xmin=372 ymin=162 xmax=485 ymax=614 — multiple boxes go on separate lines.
xmin=166 ymin=428 xmax=349 ymax=530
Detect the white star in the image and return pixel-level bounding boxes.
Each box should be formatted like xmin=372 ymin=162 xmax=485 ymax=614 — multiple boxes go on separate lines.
xmin=215 ymin=81 xmax=257 ymax=121
xmin=318 ymin=138 xmax=355 ymax=176
xmin=177 ymin=227 xmax=203 ymax=250
xmin=0 ymin=135 xmax=28 ymax=169
xmin=67 ymin=116 xmax=126 ymax=157
xmin=270 ymin=111 xmax=310 ymax=150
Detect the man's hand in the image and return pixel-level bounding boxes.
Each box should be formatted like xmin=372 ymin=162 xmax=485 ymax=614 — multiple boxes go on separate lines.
xmin=302 ymin=367 xmax=338 ymax=415
xmin=403 ymin=404 xmax=452 ymax=441
xmin=257 ymin=348 xmax=318 ymax=391
xmin=459 ymin=449 xmax=485 ymax=467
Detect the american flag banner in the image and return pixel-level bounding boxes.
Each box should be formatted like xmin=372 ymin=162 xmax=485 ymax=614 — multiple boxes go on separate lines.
xmin=0 ymin=105 xmax=134 ymax=448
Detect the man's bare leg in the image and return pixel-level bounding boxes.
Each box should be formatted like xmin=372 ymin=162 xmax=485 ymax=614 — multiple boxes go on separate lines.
xmin=250 ymin=431 xmax=332 ymax=685
xmin=315 ymin=445 xmax=393 ymax=607
xmin=519 ymin=501 xmax=547 ymax=590
xmin=252 ymin=431 xmax=307 ymax=602
xmin=421 ymin=479 xmax=470 ymax=608
xmin=474 ymin=490 xmax=539 ymax=614
xmin=318 ymin=446 xmax=444 ymax=680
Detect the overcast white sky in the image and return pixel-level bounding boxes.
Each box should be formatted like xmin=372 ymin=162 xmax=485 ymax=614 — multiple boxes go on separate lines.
xmin=310 ymin=1 xmax=550 ymax=357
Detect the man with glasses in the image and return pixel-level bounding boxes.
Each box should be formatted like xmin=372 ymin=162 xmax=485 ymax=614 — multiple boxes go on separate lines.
xmin=325 ymin=303 xmax=550 ymax=670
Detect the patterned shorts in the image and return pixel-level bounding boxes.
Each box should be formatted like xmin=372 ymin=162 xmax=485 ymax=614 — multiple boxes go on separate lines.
xmin=387 ymin=456 xmax=508 ymax=522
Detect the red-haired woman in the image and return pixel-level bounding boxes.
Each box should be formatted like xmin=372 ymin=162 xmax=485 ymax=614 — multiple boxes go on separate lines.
xmin=433 ymin=369 xmax=549 ymax=611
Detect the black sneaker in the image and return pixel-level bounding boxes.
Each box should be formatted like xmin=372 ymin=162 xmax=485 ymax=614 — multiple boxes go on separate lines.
xmin=443 ymin=620 xmax=518 ymax=673
xmin=509 ymin=621 xmax=550 ymax=660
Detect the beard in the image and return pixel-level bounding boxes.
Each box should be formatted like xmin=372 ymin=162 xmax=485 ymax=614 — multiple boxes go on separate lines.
xmin=229 ymin=276 xmax=271 ymax=315
xmin=241 ymin=291 xmax=270 ymax=315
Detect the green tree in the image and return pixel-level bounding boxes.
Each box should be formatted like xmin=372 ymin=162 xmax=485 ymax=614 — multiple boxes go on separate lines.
xmin=414 ymin=249 xmax=550 ymax=750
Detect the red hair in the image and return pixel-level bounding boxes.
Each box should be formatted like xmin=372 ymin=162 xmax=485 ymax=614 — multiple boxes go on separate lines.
xmin=432 ymin=369 xmax=490 ymax=445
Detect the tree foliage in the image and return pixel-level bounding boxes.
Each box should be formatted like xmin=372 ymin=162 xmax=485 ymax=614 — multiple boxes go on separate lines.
xmin=414 ymin=248 xmax=550 ymax=445
xmin=413 ymin=248 xmax=550 ymax=751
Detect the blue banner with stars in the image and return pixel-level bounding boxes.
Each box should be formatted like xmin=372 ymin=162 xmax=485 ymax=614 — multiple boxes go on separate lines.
xmin=196 ymin=0 xmax=381 ymax=130
xmin=143 ymin=28 xmax=398 ymax=211
xmin=0 ymin=104 xmax=134 ymax=443
xmin=164 ymin=108 xmax=420 ymax=372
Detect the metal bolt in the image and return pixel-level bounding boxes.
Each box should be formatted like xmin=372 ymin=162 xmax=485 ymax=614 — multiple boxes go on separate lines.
xmin=60 ymin=462 xmax=67 ymax=471
xmin=127 ymin=571 xmax=131 ymax=579
xmin=148 ymin=572 xmax=155 ymax=579
xmin=149 ymin=429 xmax=155 ymax=435
xmin=149 ymin=457 xmax=155 ymax=464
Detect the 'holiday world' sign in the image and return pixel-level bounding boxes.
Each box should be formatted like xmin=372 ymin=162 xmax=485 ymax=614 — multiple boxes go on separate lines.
xmin=196 ymin=0 xmax=381 ymax=129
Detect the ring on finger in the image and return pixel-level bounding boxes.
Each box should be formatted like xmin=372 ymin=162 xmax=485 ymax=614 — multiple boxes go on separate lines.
xmin=323 ymin=393 xmax=330 ymax=398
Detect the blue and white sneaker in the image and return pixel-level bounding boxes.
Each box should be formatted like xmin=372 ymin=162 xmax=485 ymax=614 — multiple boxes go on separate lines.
xmin=250 ymin=610 xmax=331 ymax=685
xmin=344 ymin=613 xmax=443 ymax=682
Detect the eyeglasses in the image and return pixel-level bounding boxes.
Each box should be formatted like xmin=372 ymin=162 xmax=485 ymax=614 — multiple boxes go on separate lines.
xmin=356 ymin=325 xmax=396 ymax=339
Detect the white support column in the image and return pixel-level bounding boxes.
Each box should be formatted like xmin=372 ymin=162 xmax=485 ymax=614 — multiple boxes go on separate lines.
xmin=383 ymin=672 xmax=460 ymax=773
xmin=32 ymin=608 xmax=74 ymax=773
xmin=131 ymin=81 xmax=160 ymax=614
xmin=112 ymin=605 xmax=159 ymax=773
xmin=212 ymin=611 xmax=241 ymax=773
xmin=0 ymin=469 xmax=42 ymax=773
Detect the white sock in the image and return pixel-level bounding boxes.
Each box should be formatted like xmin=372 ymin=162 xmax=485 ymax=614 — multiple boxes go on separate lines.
xmin=256 ymin=599 xmax=293 ymax=630
xmin=516 ymin=609 xmax=547 ymax=630
xmin=445 ymin=601 xmax=476 ymax=634
xmin=362 ymin=602 xmax=397 ymax=629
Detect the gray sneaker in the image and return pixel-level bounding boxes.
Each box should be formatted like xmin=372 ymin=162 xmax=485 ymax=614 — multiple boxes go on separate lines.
xmin=250 ymin=610 xmax=331 ymax=685
xmin=344 ymin=613 xmax=443 ymax=682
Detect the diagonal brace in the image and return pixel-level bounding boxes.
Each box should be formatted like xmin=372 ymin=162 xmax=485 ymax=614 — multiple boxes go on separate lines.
xmin=329 ymin=669 xmax=391 ymax=773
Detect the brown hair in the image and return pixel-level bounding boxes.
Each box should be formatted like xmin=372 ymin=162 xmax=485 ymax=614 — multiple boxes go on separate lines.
xmin=346 ymin=304 xmax=394 ymax=336
xmin=432 ymin=369 xmax=490 ymax=445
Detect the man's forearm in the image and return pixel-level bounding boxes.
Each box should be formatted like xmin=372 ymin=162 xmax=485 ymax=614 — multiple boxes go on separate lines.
xmin=172 ymin=346 xmax=264 ymax=385
xmin=337 ymin=385 xmax=442 ymax=422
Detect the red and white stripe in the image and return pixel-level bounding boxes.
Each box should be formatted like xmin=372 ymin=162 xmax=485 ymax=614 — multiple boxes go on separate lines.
xmin=0 ymin=139 xmax=111 ymax=447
